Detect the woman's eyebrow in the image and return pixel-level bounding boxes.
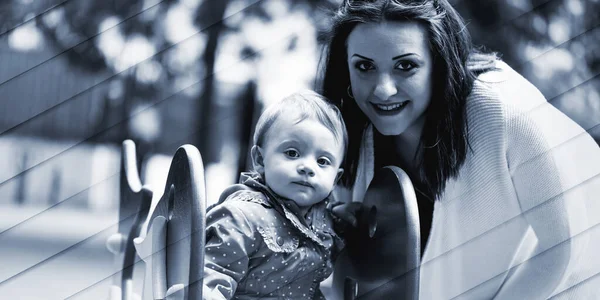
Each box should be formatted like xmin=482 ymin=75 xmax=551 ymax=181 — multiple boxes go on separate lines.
xmin=352 ymin=53 xmax=419 ymax=61
xmin=351 ymin=54 xmax=373 ymax=61
xmin=392 ymin=53 xmax=418 ymax=60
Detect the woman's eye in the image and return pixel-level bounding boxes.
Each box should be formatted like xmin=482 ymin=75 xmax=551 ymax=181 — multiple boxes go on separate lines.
xmin=354 ymin=61 xmax=375 ymax=72
xmin=396 ymin=61 xmax=416 ymax=71
xmin=284 ymin=149 xmax=299 ymax=158
xmin=317 ymin=158 xmax=331 ymax=166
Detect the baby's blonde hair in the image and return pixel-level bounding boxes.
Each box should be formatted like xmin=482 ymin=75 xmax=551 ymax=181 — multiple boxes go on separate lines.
xmin=253 ymin=90 xmax=348 ymax=157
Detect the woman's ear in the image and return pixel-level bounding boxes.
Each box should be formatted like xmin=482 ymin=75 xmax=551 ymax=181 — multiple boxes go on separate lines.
xmin=335 ymin=168 xmax=344 ymax=184
xmin=250 ymin=145 xmax=265 ymax=174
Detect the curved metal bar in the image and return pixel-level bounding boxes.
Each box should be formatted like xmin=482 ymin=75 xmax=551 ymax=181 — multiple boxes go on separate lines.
xmin=108 ymin=139 xmax=154 ymax=300
xmin=332 ymin=166 xmax=421 ymax=300
xmin=135 ymin=144 xmax=207 ymax=300
xmin=122 ymin=139 xmax=142 ymax=193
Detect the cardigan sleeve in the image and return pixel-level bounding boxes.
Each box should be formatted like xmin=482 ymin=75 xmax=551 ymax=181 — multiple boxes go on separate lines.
xmin=203 ymin=200 xmax=261 ymax=299
xmin=496 ymin=98 xmax=592 ymax=299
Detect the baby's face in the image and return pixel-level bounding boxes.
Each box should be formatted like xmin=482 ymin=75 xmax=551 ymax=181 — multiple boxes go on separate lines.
xmin=258 ymin=117 xmax=344 ymax=208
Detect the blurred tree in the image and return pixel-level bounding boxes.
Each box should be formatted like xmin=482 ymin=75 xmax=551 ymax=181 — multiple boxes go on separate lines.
xmin=1 ymin=0 xmax=340 ymax=191
xmin=195 ymin=0 xmax=231 ymax=165
xmin=14 ymin=152 xmax=29 ymax=205
xmin=4 ymin=0 xmax=596 ymax=190
xmin=454 ymin=0 xmax=600 ymax=142
xmin=27 ymin=0 xmax=177 ymax=175
xmin=236 ymin=80 xmax=260 ymax=176
xmin=194 ymin=0 xmax=337 ymax=166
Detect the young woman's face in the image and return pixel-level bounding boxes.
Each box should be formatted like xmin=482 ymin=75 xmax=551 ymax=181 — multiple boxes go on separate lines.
xmin=346 ymin=21 xmax=433 ymax=136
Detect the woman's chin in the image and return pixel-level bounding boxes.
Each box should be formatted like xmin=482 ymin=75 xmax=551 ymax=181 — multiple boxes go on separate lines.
xmin=372 ymin=122 xmax=409 ymax=136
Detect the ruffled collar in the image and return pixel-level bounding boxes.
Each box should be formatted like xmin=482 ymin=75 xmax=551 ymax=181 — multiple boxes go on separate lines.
xmin=239 ymin=172 xmax=334 ymax=249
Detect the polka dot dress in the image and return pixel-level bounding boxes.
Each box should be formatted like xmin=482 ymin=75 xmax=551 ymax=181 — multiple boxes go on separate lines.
xmin=202 ymin=188 xmax=341 ymax=299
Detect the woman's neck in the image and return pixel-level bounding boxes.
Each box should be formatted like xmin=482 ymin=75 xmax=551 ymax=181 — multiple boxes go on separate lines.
xmin=392 ymin=116 xmax=426 ymax=173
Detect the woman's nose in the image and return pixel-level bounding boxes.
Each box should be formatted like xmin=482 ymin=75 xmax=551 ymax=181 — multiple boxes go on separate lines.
xmin=297 ymin=163 xmax=315 ymax=176
xmin=373 ymin=73 xmax=397 ymax=101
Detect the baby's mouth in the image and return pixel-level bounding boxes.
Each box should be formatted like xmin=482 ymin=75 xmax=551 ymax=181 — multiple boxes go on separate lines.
xmin=293 ymin=181 xmax=313 ymax=188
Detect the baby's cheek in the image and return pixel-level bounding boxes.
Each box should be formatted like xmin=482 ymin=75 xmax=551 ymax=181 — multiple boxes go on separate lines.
xmin=269 ymin=182 xmax=287 ymax=197
xmin=318 ymin=182 xmax=335 ymax=199
xmin=325 ymin=172 xmax=339 ymax=188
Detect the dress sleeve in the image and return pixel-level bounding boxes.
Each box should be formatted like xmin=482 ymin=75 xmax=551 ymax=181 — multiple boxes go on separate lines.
xmin=203 ymin=200 xmax=261 ymax=299
xmin=497 ymin=100 xmax=594 ymax=299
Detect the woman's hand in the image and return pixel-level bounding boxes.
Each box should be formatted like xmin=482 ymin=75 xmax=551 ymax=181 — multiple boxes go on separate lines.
xmin=329 ymin=201 xmax=377 ymax=240
xmin=331 ymin=202 xmax=363 ymax=228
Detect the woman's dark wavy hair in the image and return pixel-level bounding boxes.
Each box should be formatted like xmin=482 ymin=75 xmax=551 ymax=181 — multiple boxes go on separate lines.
xmin=318 ymin=0 xmax=497 ymax=199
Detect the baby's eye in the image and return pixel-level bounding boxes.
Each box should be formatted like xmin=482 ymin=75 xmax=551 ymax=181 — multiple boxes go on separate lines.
xmin=395 ymin=61 xmax=416 ymax=71
xmin=317 ymin=157 xmax=331 ymax=166
xmin=354 ymin=61 xmax=375 ymax=72
xmin=284 ymin=149 xmax=299 ymax=158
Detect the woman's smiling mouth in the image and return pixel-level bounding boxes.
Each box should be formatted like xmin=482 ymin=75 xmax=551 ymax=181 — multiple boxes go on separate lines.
xmin=370 ymin=101 xmax=409 ymax=114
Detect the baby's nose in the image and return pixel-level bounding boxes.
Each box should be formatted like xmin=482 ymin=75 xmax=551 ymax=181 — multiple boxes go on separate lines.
xmin=297 ymin=164 xmax=315 ymax=176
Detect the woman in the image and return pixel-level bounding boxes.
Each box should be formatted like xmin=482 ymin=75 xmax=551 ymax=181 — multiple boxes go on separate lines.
xmin=319 ymin=0 xmax=600 ymax=299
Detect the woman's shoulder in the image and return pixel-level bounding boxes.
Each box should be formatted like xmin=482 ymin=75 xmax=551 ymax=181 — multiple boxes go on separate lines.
xmin=466 ymin=59 xmax=551 ymax=128
xmin=469 ymin=60 xmax=547 ymax=111
xmin=464 ymin=59 xmax=561 ymax=152
xmin=467 ymin=60 xmax=592 ymax=151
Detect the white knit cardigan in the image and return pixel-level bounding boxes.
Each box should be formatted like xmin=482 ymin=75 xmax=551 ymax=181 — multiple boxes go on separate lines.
xmin=341 ymin=60 xmax=600 ymax=299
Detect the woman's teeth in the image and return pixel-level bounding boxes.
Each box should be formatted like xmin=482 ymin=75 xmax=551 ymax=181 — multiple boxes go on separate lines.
xmin=374 ymin=101 xmax=408 ymax=111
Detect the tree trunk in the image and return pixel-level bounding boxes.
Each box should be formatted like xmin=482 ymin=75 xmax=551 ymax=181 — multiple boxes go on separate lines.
xmin=196 ymin=0 xmax=230 ymax=165
xmin=237 ymin=81 xmax=261 ymax=177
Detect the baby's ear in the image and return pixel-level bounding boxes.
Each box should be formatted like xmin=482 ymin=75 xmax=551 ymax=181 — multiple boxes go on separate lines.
xmin=250 ymin=145 xmax=265 ymax=174
xmin=335 ymin=168 xmax=344 ymax=184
